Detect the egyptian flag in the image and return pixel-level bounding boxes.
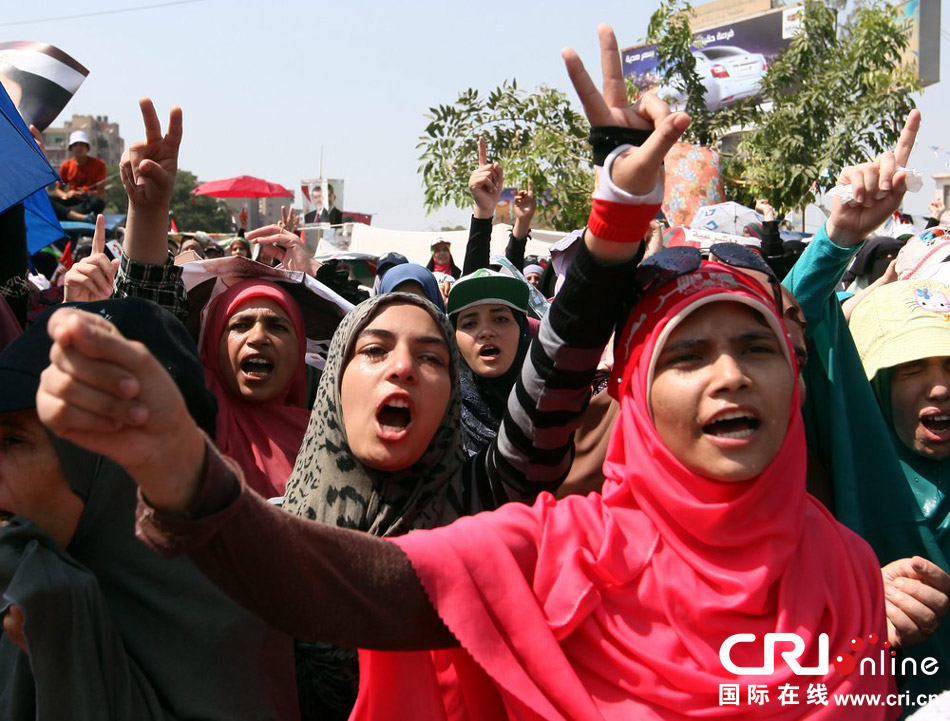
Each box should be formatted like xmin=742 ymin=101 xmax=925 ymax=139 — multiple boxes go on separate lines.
xmin=0 ymin=42 xmax=88 ymax=130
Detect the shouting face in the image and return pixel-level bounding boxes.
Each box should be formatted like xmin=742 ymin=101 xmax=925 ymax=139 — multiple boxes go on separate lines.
xmin=340 ymin=303 xmax=452 ymax=471
xmin=649 ymin=301 xmax=793 ymax=482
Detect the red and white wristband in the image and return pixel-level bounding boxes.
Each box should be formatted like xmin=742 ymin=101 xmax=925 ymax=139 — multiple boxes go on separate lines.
xmin=587 ymin=144 xmax=663 ymax=243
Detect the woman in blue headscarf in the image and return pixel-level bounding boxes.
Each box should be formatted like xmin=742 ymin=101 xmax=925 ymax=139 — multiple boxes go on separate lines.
xmin=378 ymin=263 xmax=446 ymax=313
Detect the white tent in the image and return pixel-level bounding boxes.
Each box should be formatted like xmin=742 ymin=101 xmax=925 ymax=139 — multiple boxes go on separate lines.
xmin=346 ymin=223 xmax=565 ymax=266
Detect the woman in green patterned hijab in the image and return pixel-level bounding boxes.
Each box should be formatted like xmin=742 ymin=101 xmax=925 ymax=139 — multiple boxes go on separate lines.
xmin=283 ymin=291 xmax=468 ymax=536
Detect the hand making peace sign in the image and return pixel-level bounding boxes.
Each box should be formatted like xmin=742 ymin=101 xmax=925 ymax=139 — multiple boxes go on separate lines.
xmin=562 ymin=24 xmax=690 ymax=196
xmin=120 ymin=97 xmax=182 ymax=210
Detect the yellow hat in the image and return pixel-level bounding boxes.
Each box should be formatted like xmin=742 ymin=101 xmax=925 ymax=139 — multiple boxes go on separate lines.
xmin=851 ymin=279 xmax=950 ymax=380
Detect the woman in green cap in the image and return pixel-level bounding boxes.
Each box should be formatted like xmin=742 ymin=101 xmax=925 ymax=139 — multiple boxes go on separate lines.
xmin=447 ymin=269 xmax=532 ymax=455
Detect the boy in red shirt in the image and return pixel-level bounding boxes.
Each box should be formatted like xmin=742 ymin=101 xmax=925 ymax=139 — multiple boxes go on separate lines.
xmin=50 ymin=130 xmax=107 ymax=222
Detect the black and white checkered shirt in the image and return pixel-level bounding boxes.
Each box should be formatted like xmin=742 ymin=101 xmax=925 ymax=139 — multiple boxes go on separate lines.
xmin=114 ymin=253 xmax=188 ymax=323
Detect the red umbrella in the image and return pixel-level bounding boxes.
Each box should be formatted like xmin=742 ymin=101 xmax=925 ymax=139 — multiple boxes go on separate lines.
xmin=191 ymin=175 xmax=294 ymax=199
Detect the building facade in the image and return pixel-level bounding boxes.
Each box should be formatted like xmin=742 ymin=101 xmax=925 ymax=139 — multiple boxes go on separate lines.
xmin=42 ymin=114 xmax=124 ymax=170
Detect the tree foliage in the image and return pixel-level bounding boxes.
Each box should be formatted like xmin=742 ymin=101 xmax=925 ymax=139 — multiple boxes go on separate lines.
xmin=726 ymin=0 xmax=919 ymax=213
xmin=648 ymin=0 xmax=919 ymax=214
xmin=645 ymin=0 xmax=753 ymax=146
xmin=418 ymin=0 xmax=919 ymax=227
xmin=167 ymin=170 xmax=233 ymax=232
xmin=417 ymin=81 xmax=592 ymax=232
xmin=104 ymin=168 xmax=233 ymax=232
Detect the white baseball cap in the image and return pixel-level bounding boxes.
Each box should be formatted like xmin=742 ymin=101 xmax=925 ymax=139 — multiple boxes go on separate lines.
xmin=68 ymin=130 xmax=91 ymax=148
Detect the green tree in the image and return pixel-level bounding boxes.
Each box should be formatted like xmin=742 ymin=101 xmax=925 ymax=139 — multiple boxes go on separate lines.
xmin=168 ymin=170 xmax=233 ymax=232
xmin=104 ymin=168 xmax=233 ymax=232
xmin=726 ymin=0 xmax=919 ymax=214
xmin=418 ymin=0 xmax=918 ymax=228
xmin=647 ymin=0 xmax=919 ymax=214
xmin=417 ymin=81 xmax=592 ymax=232
xmin=103 ymin=169 xmax=128 ymax=214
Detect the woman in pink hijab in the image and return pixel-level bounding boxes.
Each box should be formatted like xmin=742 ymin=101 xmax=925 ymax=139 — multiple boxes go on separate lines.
xmin=200 ymin=278 xmax=310 ymax=497
xmin=348 ymin=257 xmax=892 ymax=719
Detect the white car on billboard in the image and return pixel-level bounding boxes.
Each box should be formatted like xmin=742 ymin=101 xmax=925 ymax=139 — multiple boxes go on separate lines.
xmin=659 ymin=45 xmax=768 ymax=112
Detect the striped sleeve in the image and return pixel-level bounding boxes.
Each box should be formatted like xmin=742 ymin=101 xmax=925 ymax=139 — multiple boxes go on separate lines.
xmin=486 ymin=237 xmax=641 ymax=498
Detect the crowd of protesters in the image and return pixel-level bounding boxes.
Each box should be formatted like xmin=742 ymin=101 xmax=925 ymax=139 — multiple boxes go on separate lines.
xmin=2 ymin=23 xmax=950 ymax=721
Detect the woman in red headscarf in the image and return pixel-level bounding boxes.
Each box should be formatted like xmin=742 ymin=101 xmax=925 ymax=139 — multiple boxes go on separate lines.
xmin=200 ymin=278 xmax=310 ymax=497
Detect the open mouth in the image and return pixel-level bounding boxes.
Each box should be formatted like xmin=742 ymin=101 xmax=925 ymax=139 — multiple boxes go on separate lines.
xmin=702 ymin=411 xmax=761 ymax=439
xmin=377 ymin=398 xmax=413 ymax=434
xmin=921 ymin=414 xmax=950 ymax=435
xmin=479 ymin=344 xmax=501 ymax=361
xmin=241 ymin=356 xmax=274 ymax=379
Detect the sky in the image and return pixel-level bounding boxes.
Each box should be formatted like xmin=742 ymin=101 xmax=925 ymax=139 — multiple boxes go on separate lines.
xmin=5 ymin=0 xmax=949 ymax=232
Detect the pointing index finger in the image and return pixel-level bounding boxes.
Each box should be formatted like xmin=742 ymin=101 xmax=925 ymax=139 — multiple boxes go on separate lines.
xmin=894 ymin=109 xmax=921 ymax=168
xmin=478 ymin=136 xmax=487 ymax=167
xmin=92 ymin=214 xmax=105 ymax=255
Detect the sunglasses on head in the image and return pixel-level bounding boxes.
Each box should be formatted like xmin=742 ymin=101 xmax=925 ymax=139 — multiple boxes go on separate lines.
xmin=634 ymin=243 xmax=782 ymax=312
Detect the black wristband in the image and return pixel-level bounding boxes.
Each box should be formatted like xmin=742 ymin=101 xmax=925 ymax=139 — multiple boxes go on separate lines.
xmin=589 ymin=126 xmax=652 ymax=166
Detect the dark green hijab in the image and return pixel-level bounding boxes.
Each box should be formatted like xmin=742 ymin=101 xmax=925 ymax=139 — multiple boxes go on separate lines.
xmin=800 ymin=291 xmax=949 ymax=700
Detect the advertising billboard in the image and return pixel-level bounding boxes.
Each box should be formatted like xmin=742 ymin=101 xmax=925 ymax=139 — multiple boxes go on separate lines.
xmin=897 ymin=0 xmax=940 ymax=86
xmin=687 ymin=0 xmax=771 ymax=31
xmin=621 ymin=5 xmax=803 ymax=113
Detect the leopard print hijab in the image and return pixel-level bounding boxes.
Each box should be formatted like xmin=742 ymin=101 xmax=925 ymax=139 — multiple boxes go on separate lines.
xmin=283 ymin=293 xmax=467 ymax=536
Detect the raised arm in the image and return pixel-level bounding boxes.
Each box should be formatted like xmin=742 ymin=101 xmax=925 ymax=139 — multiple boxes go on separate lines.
xmin=34 ymin=307 xmax=454 ymax=650
xmin=114 ymin=98 xmax=188 ymax=321
xmin=926 ymin=197 xmax=944 ymax=229
xmin=462 ymin=136 xmax=504 ymax=275
xmin=121 ymin=98 xmax=181 ymax=264
xmin=783 ymin=110 xmax=920 ymax=326
xmin=486 ymin=25 xmax=688 ymax=495
xmin=505 ymin=180 xmax=536 ymax=270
